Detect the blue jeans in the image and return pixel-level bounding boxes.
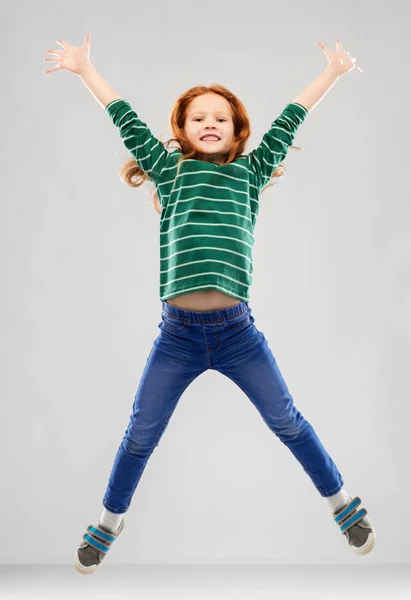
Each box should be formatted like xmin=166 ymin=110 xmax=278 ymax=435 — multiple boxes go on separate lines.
xmin=103 ymin=301 xmax=344 ymax=513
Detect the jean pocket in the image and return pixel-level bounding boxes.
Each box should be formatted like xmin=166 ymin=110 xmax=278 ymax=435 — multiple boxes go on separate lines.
xmin=160 ymin=312 xmax=188 ymax=334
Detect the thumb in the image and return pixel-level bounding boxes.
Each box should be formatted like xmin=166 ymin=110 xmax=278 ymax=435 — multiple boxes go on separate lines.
xmin=84 ymin=32 xmax=91 ymax=46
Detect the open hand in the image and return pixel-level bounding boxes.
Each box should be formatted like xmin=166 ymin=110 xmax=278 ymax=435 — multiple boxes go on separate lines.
xmin=44 ymin=32 xmax=92 ymax=75
xmin=317 ymin=40 xmax=363 ymax=77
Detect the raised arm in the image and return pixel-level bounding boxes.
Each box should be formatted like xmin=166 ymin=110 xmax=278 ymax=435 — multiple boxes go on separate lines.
xmin=44 ymin=32 xmax=170 ymax=182
xmin=247 ymin=40 xmax=362 ymax=190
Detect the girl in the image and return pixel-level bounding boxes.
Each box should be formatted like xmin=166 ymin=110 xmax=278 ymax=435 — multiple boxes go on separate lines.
xmin=44 ymin=33 xmax=375 ymax=575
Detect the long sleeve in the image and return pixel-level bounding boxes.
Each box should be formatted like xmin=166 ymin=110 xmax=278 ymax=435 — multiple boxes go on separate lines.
xmin=247 ymin=102 xmax=308 ymax=191
xmin=105 ymin=98 xmax=170 ymax=184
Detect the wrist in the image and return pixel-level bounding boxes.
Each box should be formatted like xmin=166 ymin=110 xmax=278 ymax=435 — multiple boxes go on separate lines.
xmin=324 ymin=64 xmax=342 ymax=80
xmin=77 ymin=62 xmax=95 ymax=77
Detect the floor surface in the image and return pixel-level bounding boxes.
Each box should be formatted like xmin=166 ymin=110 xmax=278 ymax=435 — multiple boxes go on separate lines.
xmin=0 ymin=564 xmax=410 ymax=599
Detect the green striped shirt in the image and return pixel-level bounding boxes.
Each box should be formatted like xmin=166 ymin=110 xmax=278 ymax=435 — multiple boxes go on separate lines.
xmin=105 ymin=98 xmax=308 ymax=302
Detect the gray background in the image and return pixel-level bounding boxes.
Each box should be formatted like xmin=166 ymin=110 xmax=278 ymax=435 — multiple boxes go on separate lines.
xmin=1 ymin=0 xmax=410 ymax=566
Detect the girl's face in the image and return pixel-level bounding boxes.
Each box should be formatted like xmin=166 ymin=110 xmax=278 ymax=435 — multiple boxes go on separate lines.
xmin=183 ymin=93 xmax=235 ymax=164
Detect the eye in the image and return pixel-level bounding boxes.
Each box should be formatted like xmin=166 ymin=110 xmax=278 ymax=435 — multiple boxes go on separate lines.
xmin=193 ymin=118 xmax=226 ymax=122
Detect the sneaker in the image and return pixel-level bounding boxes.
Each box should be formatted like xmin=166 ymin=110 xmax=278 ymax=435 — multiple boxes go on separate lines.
xmin=333 ymin=496 xmax=376 ymax=556
xmin=74 ymin=518 xmax=125 ymax=574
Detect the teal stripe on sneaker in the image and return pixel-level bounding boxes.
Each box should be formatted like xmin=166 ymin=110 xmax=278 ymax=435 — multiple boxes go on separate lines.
xmin=334 ymin=497 xmax=361 ymax=523
xmin=340 ymin=509 xmax=366 ymax=533
xmin=88 ymin=525 xmax=116 ymax=542
xmin=84 ymin=534 xmax=110 ymax=553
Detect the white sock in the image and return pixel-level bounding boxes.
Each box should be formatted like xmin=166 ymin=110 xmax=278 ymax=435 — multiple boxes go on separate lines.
xmin=326 ymin=488 xmax=351 ymax=513
xmin=99 ymin=507 xmax=125 ymax=533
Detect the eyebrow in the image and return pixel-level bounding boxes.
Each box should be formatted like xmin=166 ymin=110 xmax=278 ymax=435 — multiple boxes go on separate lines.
xmin=188 ymin=110 xmax=231 ymax=116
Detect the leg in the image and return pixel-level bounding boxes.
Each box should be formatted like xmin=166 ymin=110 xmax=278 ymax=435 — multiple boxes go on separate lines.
xmin=215 ymin=318 xmax=344 ymax=497
xmin=102 ymin=324 xmax=208 ymax=513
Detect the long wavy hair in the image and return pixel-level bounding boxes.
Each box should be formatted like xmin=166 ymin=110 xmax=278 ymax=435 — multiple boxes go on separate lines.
xmin=116 ymin=84 xmax=303 ymax=214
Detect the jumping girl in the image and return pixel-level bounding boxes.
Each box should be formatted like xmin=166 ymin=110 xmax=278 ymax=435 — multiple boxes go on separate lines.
xmin=43 ymin=33 xmax=376 ymax=575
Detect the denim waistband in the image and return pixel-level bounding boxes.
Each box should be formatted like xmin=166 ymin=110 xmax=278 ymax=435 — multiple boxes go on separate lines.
xmin=162 ymin=300 xmax=250 ymax=325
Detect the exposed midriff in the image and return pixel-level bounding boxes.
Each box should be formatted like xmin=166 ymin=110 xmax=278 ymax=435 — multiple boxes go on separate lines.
xmin=165 ymin=289 xmax=242 ymax=312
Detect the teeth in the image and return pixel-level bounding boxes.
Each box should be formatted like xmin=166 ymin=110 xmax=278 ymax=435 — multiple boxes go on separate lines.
xmin=202 ymin=137 xmax=219 ymax=141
